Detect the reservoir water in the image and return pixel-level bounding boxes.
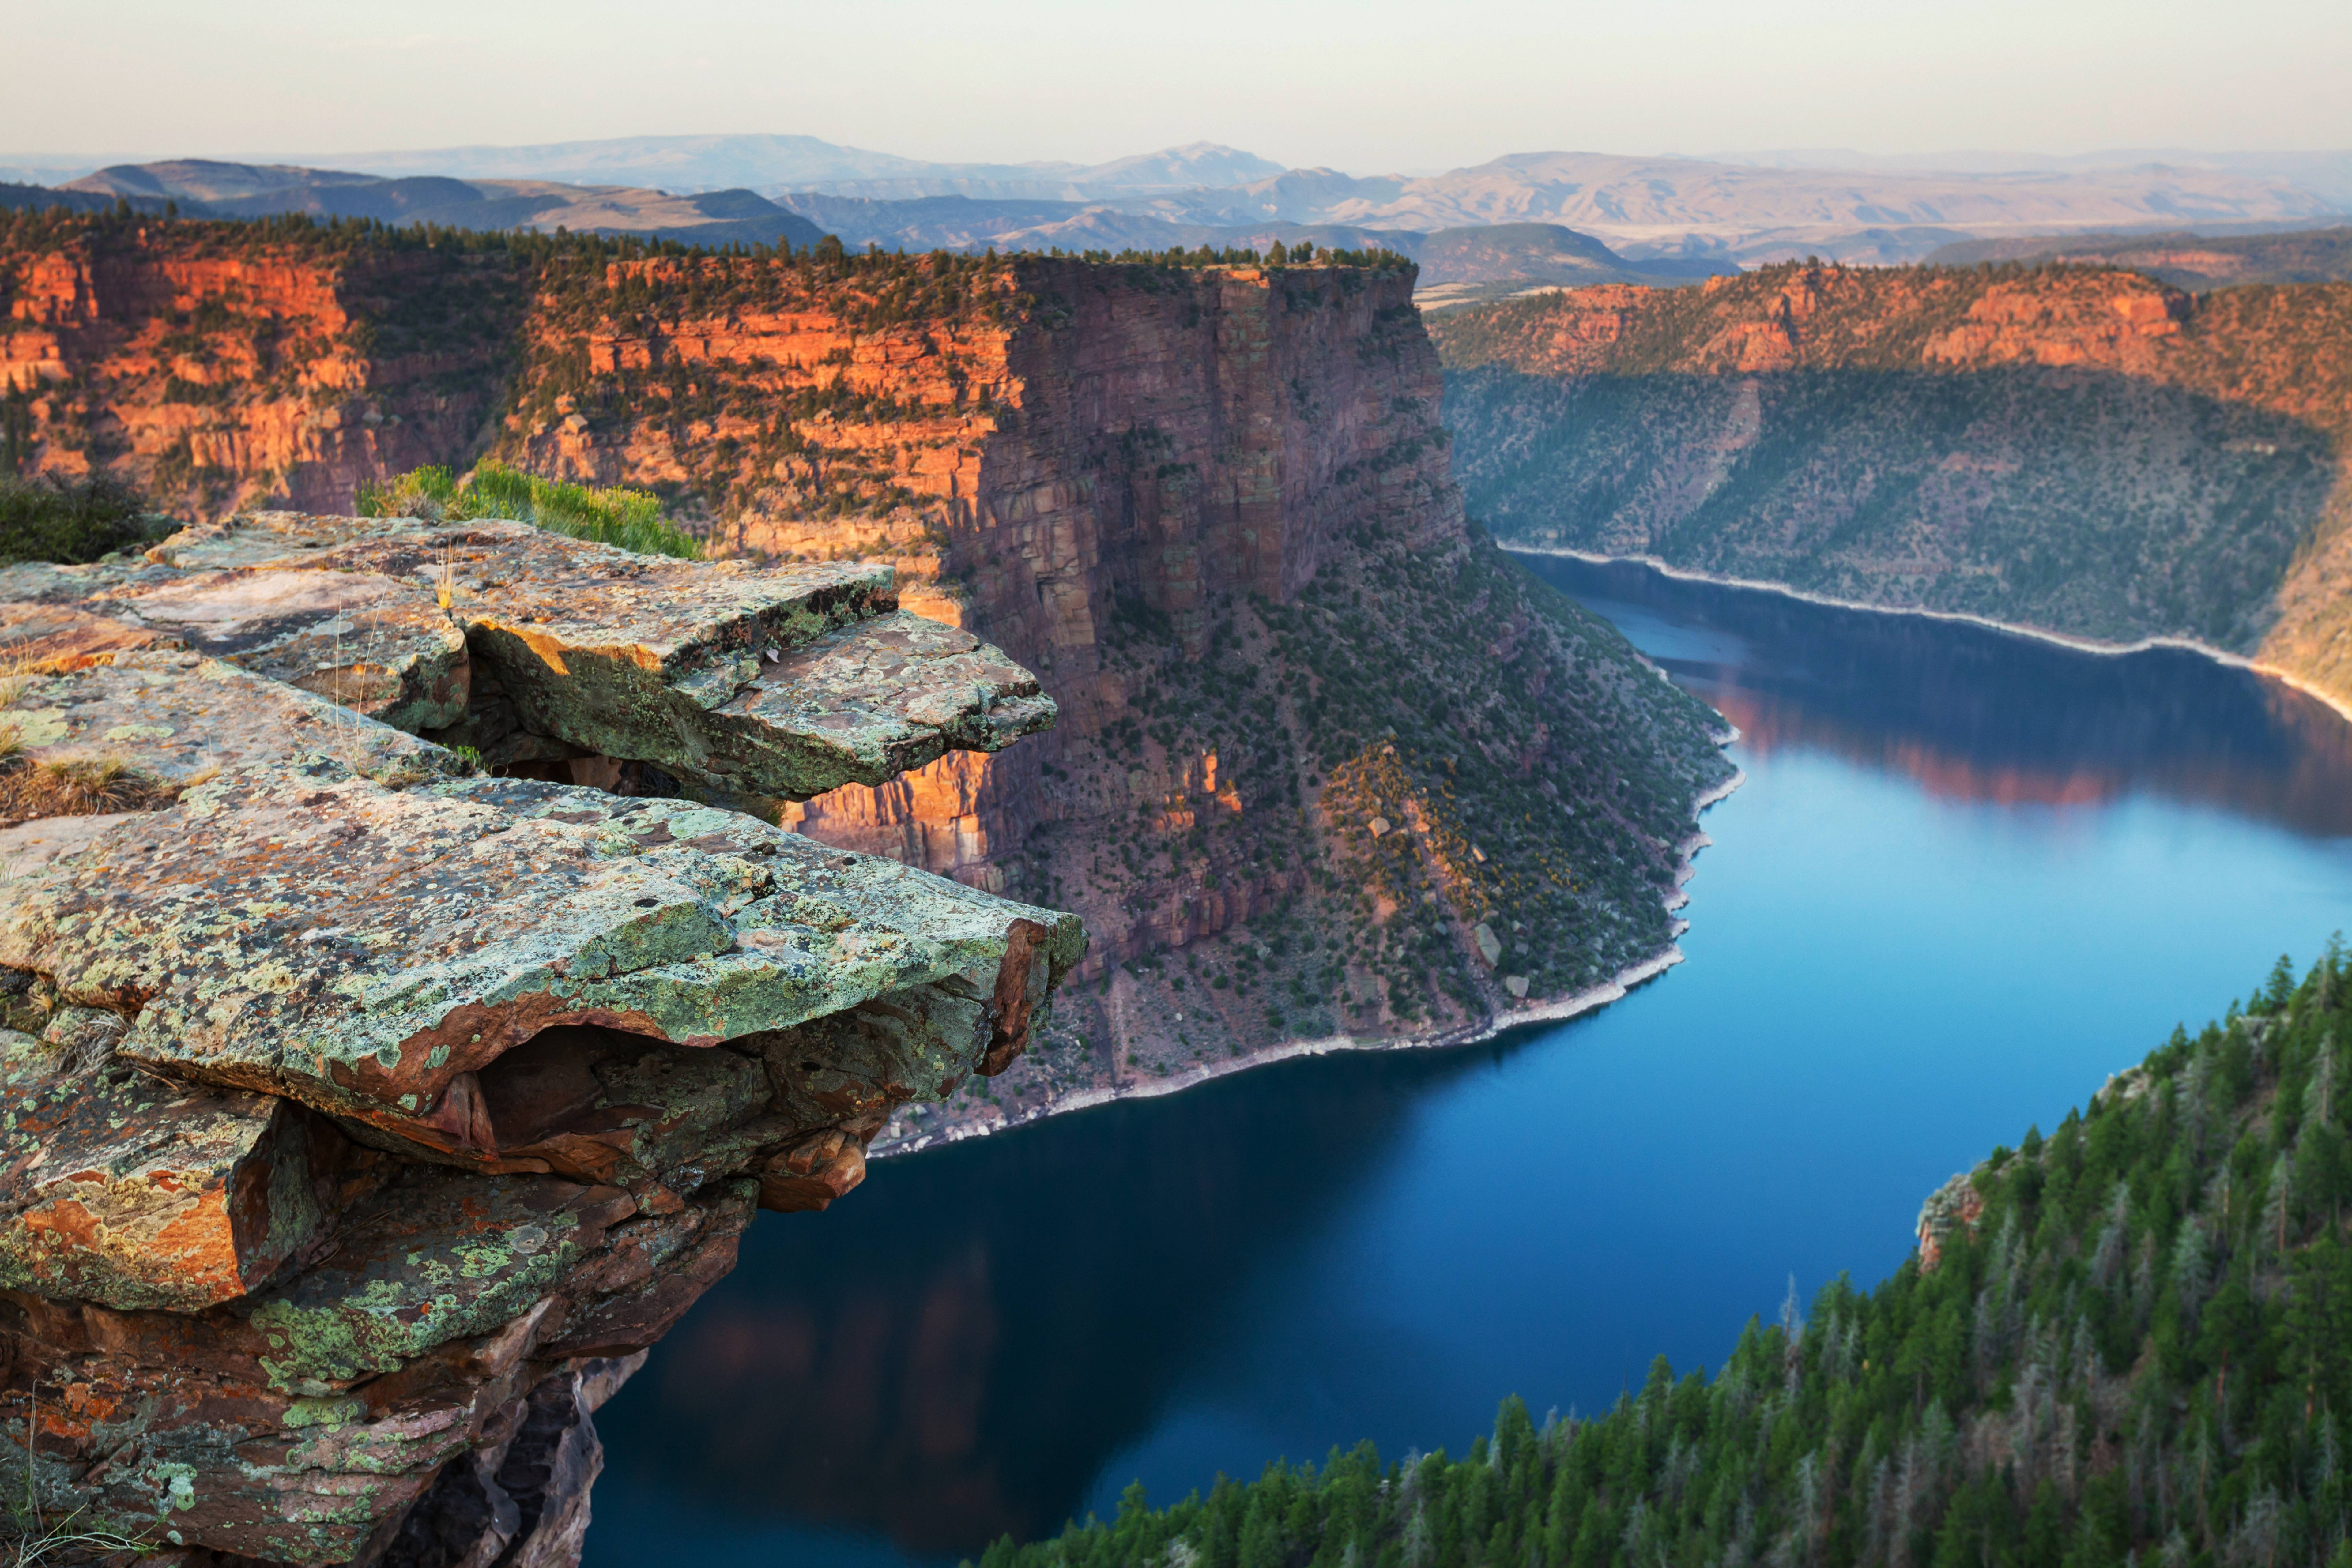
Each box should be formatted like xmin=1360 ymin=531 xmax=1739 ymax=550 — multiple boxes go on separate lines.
xmin=585 ymin=555 xmax=2352 ymax=1567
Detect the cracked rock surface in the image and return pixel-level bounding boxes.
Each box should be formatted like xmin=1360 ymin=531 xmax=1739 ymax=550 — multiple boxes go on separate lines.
xmin=0 ymin=517 xmax=1080 ymax=1566
xmin=0 ymin=511 xmax=1055 ymax=798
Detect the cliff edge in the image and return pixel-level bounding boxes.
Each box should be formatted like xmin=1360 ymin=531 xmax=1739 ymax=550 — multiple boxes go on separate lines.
xmin=1 ymin=216 xmax=1737 ymax=1149
xmin=0 ymin=512 xmax=1077 ymax=1563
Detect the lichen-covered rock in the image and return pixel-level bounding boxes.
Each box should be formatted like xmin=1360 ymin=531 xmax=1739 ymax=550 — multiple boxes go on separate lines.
xmin=0 ymin=650 xmax=452 ymax=788
xmin=0 ymin=599 xmax=178 ymax=668
xmin=102 ymin=569 xmax=471 ymax=731
xmin=0 ymin=1031 xmax=331 ymax=1313
xmin=704 ymin=609 xmax=1057 ymax=797
xmin=0 ymin=747 xmax=1077 ymax=1152
xmin=0 ymin=524 xmax=468 ymax=731
xmin=17 ymin=510 xmax=1058 ymax=802
xmin=0 ymin=597 xmax=1078 ymax=1563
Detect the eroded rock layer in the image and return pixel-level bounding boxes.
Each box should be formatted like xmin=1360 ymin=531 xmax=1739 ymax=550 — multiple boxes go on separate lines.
xmin=0 ymin=516 xmax=1077 ymax=1563
xmin=0 ymin=220 xmax=1737 ymax=1146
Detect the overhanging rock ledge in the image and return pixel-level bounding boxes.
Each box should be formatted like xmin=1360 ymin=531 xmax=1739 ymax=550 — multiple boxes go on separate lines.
xmin=0 ymin=514 xmax=1082 ymax=1566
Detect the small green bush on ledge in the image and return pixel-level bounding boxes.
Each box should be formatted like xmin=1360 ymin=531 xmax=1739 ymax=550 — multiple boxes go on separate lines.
xmin=359 ymin=461 xmax=700 ymax=559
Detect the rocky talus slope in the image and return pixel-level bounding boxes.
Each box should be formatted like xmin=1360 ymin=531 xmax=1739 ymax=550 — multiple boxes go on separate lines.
xmin=1432 ymin=262 xmax=2352 ymax=713
xmin=2 ymin=215 xmax=1736 ymax=1148
xmin=0 ymin=513 xmax=1078 ymax=1563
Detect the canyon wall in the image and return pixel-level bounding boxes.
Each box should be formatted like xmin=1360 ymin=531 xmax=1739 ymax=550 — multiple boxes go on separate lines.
xmin=1 ymin=214 xmax=1735 ymax=1144
xmin=0 ymin=210 xmax=526 ymax=513
xmin=471 ymin=247 xmax=1735 ymax=1140
xmin=1431 ymin=262 xmax=2352 ymax=711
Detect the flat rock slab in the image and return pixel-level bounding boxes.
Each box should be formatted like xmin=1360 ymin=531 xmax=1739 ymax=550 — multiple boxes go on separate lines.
xmin=0 ymin=601 xmax=177 ymax=669
xmin=94 ymin=569 xmax=470 ymax=732
xmin=113 ymin=512 xmax=1056 ymax=796
xmin=0 ymin=530 xmax=469 ymax=732
xmin=0 ymin=1031 xmax=327 ymax=1313
xmin=142 ymin=511 xmax=420 ymax=572
xmin=0 ymin=671 xmax=1081 ymax=1144
xmin=707 ymin=609 xmax=1057 ymax=797
xmin=0 ymin=651 xmax=450 ymax=789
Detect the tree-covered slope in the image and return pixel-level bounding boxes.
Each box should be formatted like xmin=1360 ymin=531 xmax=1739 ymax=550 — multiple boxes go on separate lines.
xmin=986 ymin=942 xmax=2352 ymax=1568
xmin=1923 ymin=228 xmax=2352 ymax=291
xmin=1431 ymin=264 xmax=2352 ymax=710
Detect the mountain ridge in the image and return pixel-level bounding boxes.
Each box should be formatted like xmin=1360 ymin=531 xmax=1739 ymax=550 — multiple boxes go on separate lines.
xmin=14 ymin=136 xmax=2347 ymax=265
xmin=58 ymin=158 xmax=825 ymax=248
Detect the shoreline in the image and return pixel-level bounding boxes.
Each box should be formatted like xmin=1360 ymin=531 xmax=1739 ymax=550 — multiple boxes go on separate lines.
xmin=1506 ymin=544 xmax=2352 ymax=729
xmin=876 ymin=761 xmax=1751 ymax=1160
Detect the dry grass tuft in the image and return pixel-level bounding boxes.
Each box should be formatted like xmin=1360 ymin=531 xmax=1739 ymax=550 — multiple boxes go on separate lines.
xmin=0 ymin=756 xmax=178 ymax=828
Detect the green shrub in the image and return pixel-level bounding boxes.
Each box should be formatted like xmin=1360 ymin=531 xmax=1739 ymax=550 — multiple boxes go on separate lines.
xmin=0 ymin=474 xmax=172 ymax=564
xmin=358 ymin=461 xmax=699 ymax=559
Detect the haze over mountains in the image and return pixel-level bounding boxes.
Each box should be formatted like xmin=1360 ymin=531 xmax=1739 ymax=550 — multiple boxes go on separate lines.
xmin=41 ymin=159 xmax=829 ymax=250
xmin=6 ymin=133 xmax=2349 ymax=271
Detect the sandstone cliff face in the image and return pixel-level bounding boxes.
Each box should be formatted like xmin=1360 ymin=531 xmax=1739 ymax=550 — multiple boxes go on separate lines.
xmin=1 ymin=219 xmax=1736 ymax=1145
xmin=470 ymin=251 xmax=1728 ymax=1141
xmin=1431 ymin=263 xmax=2352 ymax=710
xmin=1 ymin=210 xmax=524 ymax=517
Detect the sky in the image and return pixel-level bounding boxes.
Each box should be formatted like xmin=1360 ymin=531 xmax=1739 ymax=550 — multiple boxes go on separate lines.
xmin=4 ymin=0 xmax=2347 ymax=174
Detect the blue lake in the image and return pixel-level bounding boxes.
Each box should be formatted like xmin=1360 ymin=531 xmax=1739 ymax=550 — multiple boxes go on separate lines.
xmin=586 ymin=555 xmax=2352 ymax=1566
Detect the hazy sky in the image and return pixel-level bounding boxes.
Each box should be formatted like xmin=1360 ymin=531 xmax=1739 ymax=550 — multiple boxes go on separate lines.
xmin=6 ymin=0 xmax=2346 ymax=171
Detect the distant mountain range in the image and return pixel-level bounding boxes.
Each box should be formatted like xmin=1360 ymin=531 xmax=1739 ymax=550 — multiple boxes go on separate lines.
xmin=314 ymin=135 xmax=1290 ymax=200
xmin=40 ymin=160 xmax=826 ymax=249
xmin=1705 ymin=148 xmax=2352 ymax=209
xmin=0 ymin=158 xmax=1728 ymax=294
xmin=6 ymin=135 xmax=2348 ymax=273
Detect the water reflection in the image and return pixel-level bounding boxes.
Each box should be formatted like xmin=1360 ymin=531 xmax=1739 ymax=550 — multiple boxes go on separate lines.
xmin=1517 ymin=553 xmax=2352 ymax=837
xmin=590 ymin=557 xmax=2352 ymax=1568
xmin=592 ymin=1045 xmax=1499 ymax=1557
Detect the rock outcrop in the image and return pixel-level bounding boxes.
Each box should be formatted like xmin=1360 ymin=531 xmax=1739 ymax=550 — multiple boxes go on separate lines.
xmin=0 ymin=513 xmax=1078 ymax=1562
xmin=1430 ymin=262 xmax=2352 ymax=712
xmin=2 ymin=217 xmax=1735 ymax=1150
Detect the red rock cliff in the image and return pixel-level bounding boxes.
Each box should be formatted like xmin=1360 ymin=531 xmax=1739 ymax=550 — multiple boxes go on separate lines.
xmin=1431 ymin=261 xmax=2352 ymax=709
xmin=2 ymin=213 xmax=525 ymax=515
xmin=0 ymin=222 xmax=1734 ymax=1143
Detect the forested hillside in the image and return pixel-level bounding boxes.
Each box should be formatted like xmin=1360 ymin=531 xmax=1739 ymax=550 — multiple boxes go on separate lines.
xmin=1432 ymin=264 xmax=2352 ymax=713
xmin=1924 ymin=227 xmax=2352 ymax=290
xmin=987 ymin=942 xmax=2352 ymax=1568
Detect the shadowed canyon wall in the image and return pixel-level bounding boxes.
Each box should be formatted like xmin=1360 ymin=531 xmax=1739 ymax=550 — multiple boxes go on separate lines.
xmin=1430 ymin=263 xmax=2352 ymax=712
xmin=0 ymin=211 xmax=1734 ymax=1144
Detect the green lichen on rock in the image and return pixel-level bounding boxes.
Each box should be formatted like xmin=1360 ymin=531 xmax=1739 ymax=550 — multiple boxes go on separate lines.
xmin=0 ymin=649 xmax=452 ymax=791
xmin=0 ymin=1028 xmax=327 ymax=1312
xmin=0 ymin=510 xmax=1083 ymax=1564
xmin=5 ymin=509 xmax=1058 ymax=800
xmin=0 ymin=743 xmax=1077 ymax=1146
xmin=243 ymin=1169 xmax=620 ymax=1389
